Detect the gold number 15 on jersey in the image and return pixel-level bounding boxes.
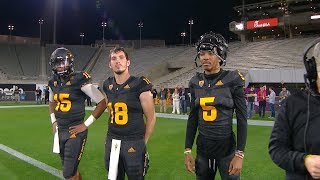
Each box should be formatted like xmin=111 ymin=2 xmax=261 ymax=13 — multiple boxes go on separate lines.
xmin=200 ymin=97 xmax=217 ymax=121
xmin=107 ymin=102 xmax=128 ymax=125
xmin=54 ymin=93 xmax=71 ymax=112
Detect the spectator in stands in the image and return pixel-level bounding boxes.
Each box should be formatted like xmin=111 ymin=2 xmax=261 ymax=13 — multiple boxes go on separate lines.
xmin=159 ymin=85 xmax=167 ymax=113
xmin=269 ymin=39 xmax=320 ymax=179
xmin=35 ymin=86 xmax=42 ymax=104
xmin=179 ymin=86 xmax=188 ymax=115
xmin=44 ymin=86 xmax=49 ymax=104
xmin=257 ymin=85 xmax=267 ymax=118
xmin=279 ymin=86 xmax=291 ymax=106
xmin=246 ymin=86 xmax=256 ymax=119
xmin=172 ymin=87 xmax=180 ymax=114
xmin=268 ymin=87 xmax=276 ymax=119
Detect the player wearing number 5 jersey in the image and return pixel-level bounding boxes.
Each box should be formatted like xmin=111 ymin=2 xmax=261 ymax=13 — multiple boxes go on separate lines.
xmin=102 ymin=47 xmax=156 ymax=180
xmin=48 ymin=47 xmax=107 ymax=180
xmin=184 ymin=32 xmax=247 ymax=180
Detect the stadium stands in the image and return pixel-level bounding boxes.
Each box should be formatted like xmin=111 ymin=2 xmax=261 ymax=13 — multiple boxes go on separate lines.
xmin=0 ymin=36 xmax=317 ymax=87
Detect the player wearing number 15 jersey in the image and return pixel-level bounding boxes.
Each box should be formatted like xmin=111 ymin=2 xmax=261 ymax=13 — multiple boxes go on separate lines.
xmin=48 ymin=47 xmax=106 ymax=180
xmin=103 ymin=47 xmax=156 ymax=180
xmin=184 ymin=32 xmax=247 ymax=180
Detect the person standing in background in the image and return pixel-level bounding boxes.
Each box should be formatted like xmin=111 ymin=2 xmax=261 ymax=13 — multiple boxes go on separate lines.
xmin=180 ymin=86 xmax=188 ymax=115
xmin=44 ymin=86 xmax=49 ymax=104
xmin=279 ymin=86 xmax=291 ymax=106
xmin=246 ymin=86 xmax=256 ymax=119
xmin=35 ymin=86 xmax=42 ymax=104
xmin=159 ymin=86 xmax=167 ymax=113
xmin=172 ymin=87 xmax=180 ymax=114
xmin=13 ymin=86 xmax=20 ymax=103
xmin=151 ymin=87 xmax=158 ymax=103
xmin=257 ymin=85 xmax=266 ymax=118
xmin=268 ymin=87 xmax=276 ymax=119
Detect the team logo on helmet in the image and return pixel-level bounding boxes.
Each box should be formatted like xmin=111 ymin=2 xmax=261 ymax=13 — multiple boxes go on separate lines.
xmin=199 ymin=80 xmax=204 ymax=87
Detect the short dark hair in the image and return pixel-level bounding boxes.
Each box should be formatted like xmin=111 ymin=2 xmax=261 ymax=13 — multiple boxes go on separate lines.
xmin=109 ymin=46 xmax=129 ymax=60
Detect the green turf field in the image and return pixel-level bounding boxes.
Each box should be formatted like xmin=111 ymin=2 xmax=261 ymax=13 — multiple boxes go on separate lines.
xmin=0 ymin=105 xmax=284 ymax=179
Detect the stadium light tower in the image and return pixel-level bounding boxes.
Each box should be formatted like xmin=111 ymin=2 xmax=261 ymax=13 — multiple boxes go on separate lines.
xmin=80 ymin=33 xmax=85 ymax=45
xmin=138 ymin=21 xmax=144 ymax=48
xmin=180 ymin=32 xmax=186 ymax=45
xmin=53 ymin=0 xmax=57 ymax=44
xmin=188 ymin=19 xmax=194 ymax=45
xmin=101 ymin=22 xmax=107 ymax=43
xmin=39 ymin=19 xmax=44 ymax=45
xmin=8 ymin=24 xmax=14 ymax=42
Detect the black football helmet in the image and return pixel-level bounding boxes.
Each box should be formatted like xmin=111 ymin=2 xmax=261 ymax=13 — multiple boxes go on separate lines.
xmin=196 ymin=32 xmax=228 ymax=66
xmin=49 ymin=47 xmax=74 ymax=78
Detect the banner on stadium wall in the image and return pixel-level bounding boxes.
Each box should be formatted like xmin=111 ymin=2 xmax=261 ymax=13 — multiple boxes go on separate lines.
xmin=0 ymin=84 xmax=36 ymax=95
xmin=247 ymin=18 xmax=278 ymax=29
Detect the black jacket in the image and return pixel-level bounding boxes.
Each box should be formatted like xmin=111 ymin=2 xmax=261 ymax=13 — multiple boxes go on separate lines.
xmin=269 ymin=90 xmax=320 ymax=180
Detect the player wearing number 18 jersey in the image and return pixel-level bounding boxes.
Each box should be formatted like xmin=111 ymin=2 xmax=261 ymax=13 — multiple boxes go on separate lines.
xmin=184 ymin=32 xmax=247 ymax=180
xmin=103 ymin=47 xmax=156 ymax=180
xmin=48 ymin=47 xmax=106 ymax=180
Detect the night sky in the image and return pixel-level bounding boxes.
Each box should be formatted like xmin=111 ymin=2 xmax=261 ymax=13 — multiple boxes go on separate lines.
xmin=0 ymin=0 xmax=241 ymax=45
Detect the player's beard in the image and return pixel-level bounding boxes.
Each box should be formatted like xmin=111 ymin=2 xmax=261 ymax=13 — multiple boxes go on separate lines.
xmin=112 ymin=64 xmax=127 ymax=75
xmin=114 ymin=69 xmax=125 ymax=75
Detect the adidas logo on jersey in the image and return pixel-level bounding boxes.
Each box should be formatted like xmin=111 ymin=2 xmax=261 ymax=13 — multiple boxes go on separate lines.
xmin=66 ymin=81 xmax=71 ymax=86
xmin=124 ymin=84 xmax=130 ymax=89
xmin=215 ymin=80 xmax=224 ymax=86
xmin=70 ymin=134 xmax=76 ymax=139
xmin=128 ymin=147 xmax=136 ymax=153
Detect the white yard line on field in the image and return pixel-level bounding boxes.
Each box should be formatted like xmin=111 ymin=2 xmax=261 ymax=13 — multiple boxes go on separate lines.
xmin=155 ymin=113 xmax=275 ymax=127
xmin=0 ymin=105 xmax=274 ymax=127
xmin=0 ymin=144 xmax=63 ymax=179
xmin=0 ymin=105 xmax=48 ymax=108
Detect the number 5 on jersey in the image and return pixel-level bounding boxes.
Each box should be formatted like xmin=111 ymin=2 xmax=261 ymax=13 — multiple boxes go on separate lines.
xmin=200 ymin=97 xmax=217 ymax=121
xmin=108 ymin=102 xmax=128 ymax=125
xmin=54 ymin=93 xmax=72 ymax=112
